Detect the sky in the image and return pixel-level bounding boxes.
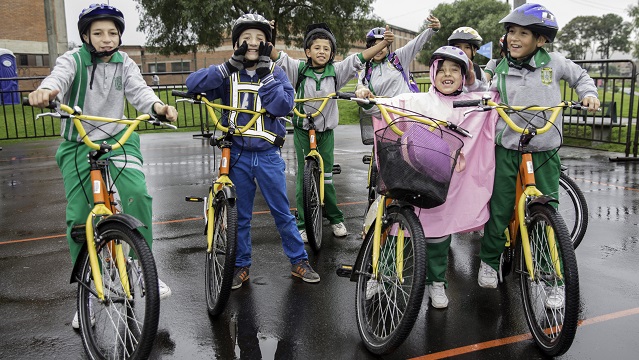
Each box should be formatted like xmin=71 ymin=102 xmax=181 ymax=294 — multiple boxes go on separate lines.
xmin=64 ymin=0 xmax=637 ymax=46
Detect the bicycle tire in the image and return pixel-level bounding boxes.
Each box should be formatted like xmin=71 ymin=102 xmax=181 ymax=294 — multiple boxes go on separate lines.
xmin=518 ymin=203 xmax=579 ymax=357
xmin=557 ymin=173 xmax=589 ymax=248
xmin=205 ymin=190 xmax=237 ymax=317
xmin=77 ymin=222 xmax=160 ymax=360
xmin=367 ymin=157 xmax=378 ymax=208
xmin=355 ymin=206 xmax=427 ymax=355
xmin=303 ymin=158 xmax=323 ymax=252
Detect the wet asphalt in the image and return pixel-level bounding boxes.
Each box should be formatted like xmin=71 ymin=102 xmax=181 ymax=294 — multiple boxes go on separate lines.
xmin=1 ymin=125 xmax=639 ymax=360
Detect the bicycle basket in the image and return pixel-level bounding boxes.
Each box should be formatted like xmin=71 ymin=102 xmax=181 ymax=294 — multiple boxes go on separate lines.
xmin=359 ymin=107 xmax=374 ymax=145
xmin=374 ymin=120 xmax=463 ymax=209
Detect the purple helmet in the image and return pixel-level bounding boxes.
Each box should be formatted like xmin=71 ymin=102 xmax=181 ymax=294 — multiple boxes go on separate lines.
xmin=366 ymin=27 xmax=385 ymax=48
xmin=78 ymin=3 xmax=125 ymax=41
xmin=500 ymin=3 xmax=558 ymax=43
xmin=400 ymin=124 xmax=452 ymax=183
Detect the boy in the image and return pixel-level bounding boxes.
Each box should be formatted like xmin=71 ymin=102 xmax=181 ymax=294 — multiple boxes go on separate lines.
xmin=185 ymin=12 xmax=320 ymax=289
xmin=447 ymin=26 xmax=487 ymax=89
xmin=478 ymin=4 xmax=600 ymax=296
xmin=28 ymin=3 xmax=178 ymax=327
xmin=373 ymin=46 xmax=499 ymax=308
xmin=273 ymin=23 xmax=394 ymax=240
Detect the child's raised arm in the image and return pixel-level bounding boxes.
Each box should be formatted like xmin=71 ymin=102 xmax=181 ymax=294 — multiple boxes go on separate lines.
xmin=361 ymin=25 xmax=394 ymax=61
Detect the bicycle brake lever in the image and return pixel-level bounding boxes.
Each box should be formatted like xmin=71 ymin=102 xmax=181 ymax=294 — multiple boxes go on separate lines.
xmin=36 ymin=112 xmax=61 ymax=119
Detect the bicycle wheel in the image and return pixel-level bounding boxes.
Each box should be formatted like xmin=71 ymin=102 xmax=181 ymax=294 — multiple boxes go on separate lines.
xmin=77 ymin=222 xmax=160 ymax=360
xmin=367 ymin=156 xmax=378 ymax=208
xmin=303 ymin=158 xmax=323 ymax=252
xmin=205 ymin=190 xmax=237 ymax=317
xmin=518 ymin=203 xmax=579 ymax=357
xmin=355 ymin=206 xmax=427 ymax=355
xmin=556 ymin=173 xmax=589 ymax=248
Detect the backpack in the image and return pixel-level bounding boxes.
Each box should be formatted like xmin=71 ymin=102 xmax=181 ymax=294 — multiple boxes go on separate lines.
xmin=364 ymin=52 xmax=420 ymax=93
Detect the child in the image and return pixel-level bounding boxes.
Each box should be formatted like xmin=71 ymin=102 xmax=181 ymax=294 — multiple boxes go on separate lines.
xmin=185 ymin=12 xmax=320 ymax=289
xmin=273 ymin=23 xmax=394 ymax=240
xmin=373 ymin=46 xmax=499 ymax=308
xmin=477 ymin=4 xmax=600 ymax=293
xmin=447 ymin=26 xmax=487 ymax=88
xmin=27 ymin=3 xmax=178 ymax=327
xmin=355 ymin=15 xmax=440 ymax=99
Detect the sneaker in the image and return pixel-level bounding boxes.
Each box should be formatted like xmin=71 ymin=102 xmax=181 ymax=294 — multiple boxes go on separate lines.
xmin=299 ymin=229 xmax=308 ymax=243
xmin=72 ymin=295 xmax=95 ymax=329
xmin=232 ymin=267 xmax=250 ymax=290
xmin=331 ymin=222 xmax=348 ymax=237
xmin=428 ymin=282 xmax=449 ymax=309
xmin=544 ymin=284 xmax=565 ymax=310
xmin=478 ymin=261 xmax=498 ymax=289
xmin=158 ymin=278 xmax=172 ymax=300
xmin=291 ymin=260 xmax=320 ymax=283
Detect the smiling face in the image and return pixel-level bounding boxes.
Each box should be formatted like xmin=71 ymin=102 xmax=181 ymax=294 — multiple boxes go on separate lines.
xmin=506 ymin=24 xmax=546 ymax=60
xmin=236 ymin=28 xmax=266 ymax=63
xmin=305 ymin=38 xmax=332 ymax=68
xmin=434 ymin=59 xmax=463 ymax=95
xmin=82 ymin=19 xmax=120 ymax=61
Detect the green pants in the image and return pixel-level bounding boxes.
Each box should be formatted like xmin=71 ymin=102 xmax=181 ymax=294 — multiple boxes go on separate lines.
xmin=426 ymin=235 xmax=452 ymax=286
xmin=293 ymin=127 xmax=344 ymax=228
xmin=479 ymin=146 xmax=560 ymax=270
xmin=56 ymin=131 xmax=153 ymax=265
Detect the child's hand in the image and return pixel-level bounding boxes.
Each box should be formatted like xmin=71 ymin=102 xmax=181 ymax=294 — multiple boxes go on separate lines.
xmin=383 ymin=25 xmax=394 ymax=46
xmin=427 ymin=15 xmax=440 ymax=31
xmin=255 ymin=42 xmax=274 ymax=79
xmin=269 ymin=20 xmax=275 ymax=30
xmin=465 ymin=59 xmax=476 ymax=86
xmin=28 ymin=88 xmax=59 ymax=108
xmin=355 ymin=87 xmax=374 ymax=99
xmin=226 ymin=41 xmax=248 ymax=73
xmin=582 ymin=96 xmax=601 ymax=113
xmin=154 ymin=103 xmax=178 ymax=122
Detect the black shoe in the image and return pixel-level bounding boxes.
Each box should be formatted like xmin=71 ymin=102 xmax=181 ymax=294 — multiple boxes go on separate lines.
xmin=291 ymin=260 xmax=320 ymax=283
xmin=232 ymin=267 xmax=250 ymax=290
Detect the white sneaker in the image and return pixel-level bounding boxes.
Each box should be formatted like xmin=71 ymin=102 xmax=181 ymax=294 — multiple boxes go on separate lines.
xmin=478 ymin=261 xmax=498 ymax=289
xmin=158 ymin=278 xmax=172 ymax=300
xmin=72 ymin=296 xmax=95 ymax=329
xmin=331 ymin=222 xmax=348 ymax=237
xmin=299 ymin=229 xmax=308 ymax=243
xmin=428 ymin=282 xmax=449 ymax=309
xmin=544 ymin=284 xmax=565 ymax=310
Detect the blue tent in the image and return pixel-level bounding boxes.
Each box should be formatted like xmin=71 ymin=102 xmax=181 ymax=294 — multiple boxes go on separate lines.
xmin=0 ymin=48 xmax=20 ymax=105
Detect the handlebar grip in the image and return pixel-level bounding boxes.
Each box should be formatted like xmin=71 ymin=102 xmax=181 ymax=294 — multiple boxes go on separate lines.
xmin=172 ymin=90 xmax=197 ymax=99
xmin=452 ymin=99 xmax=481 ymax=108
xmin=22 ymin=97 xmax=57 ymax=109
xmin=336 ymin=92 xmax=356 ymax=99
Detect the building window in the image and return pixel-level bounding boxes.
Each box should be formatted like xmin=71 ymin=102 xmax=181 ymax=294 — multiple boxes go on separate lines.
xmin=148 ymin=63 xmax=166 ymax=73
xmin=171 ymin=62 xmax=190 ymax=72
xmin=15 ymin=54 xmax=49 ymax=67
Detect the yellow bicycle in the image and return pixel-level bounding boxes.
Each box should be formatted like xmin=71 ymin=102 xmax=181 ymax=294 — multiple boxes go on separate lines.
xmin=336 ymin=94 xmax=470 ymax=354
xmin=454 ymin=95 xmax=582 ymax=356
xmin=25 ymin=99 xmax=175 ymax=360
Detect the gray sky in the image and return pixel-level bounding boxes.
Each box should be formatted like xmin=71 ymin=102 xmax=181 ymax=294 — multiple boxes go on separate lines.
xmin=64 ymin=0 xmax=637 ymax=46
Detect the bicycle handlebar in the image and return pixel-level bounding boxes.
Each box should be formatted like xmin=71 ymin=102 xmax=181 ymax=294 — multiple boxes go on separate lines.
xmin=22 ymin=98 xmax=176 ymax=150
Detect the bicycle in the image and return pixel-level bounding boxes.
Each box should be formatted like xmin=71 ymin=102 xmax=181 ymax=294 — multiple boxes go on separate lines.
xmin=290 ymin=93 xmax=344 ymax=252
xmin=25 ymin=99 xmax=175 ymax=359
xmin=454 ymin=95 xmax=582 ymax=356
xmin=173 ymin=90 xmax=267 ymax=316
xmin=556 ymin=167 xmax=589 ymax=248
xmin=336 ymin=94 xmax=470 ymax=354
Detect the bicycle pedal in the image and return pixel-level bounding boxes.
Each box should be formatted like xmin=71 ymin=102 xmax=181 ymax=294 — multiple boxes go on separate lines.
xmin=336 ymin=264 xmax=353 ymax=278
xmin=185 ymin=196 xmax=204 ymax=202
xmin=332 ymin=164 xmax=341 ymax=174
xmin=362 ymin=155 xmax=371 ymax=164
xmin=70 ymin=225 xmax=87 ymax=244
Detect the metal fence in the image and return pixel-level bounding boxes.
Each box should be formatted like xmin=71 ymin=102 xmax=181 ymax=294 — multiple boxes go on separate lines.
xmin=2 ymin=61 xmax=638 ymax=157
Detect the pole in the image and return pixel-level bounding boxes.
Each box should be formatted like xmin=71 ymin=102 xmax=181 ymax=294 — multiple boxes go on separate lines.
xmin=43 ymin=0 xmax=58 ymax=70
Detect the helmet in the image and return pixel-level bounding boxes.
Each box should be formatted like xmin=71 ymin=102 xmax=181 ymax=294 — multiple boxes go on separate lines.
xmin=231 ymin=13 xmax=272 ymax=47
xmin=429 ymin=46 xmax=469 ymax=74
xmin=499 ymin=34 xmax=506 ymax=50
xmin=400 ymin=124 xmax=452 ymax=183
xmin=304 ymin=23 xmax=337 ymax=61
xmin=447 ymin=27 xmax=482 ymax=49
xmin=365 ymin=27 xmax=385 ymax=48
xmin=78 ymin=3 xmax=125 ymax=42
xmin=499 ymin=3 xmax=558 ymax=43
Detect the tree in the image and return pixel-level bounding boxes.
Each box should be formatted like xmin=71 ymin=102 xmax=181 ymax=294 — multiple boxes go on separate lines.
xmin=628 ymin=0 xmax=639 ymax=58
xmin=133 ymin=0 xmax=381 ymax=56
xmin=556 ymin=16 xmax=598 ymax=60
xmin=416 ymin=0 xmax=511 ymax=66
xmin=592 ymin=14 xmax=631 ymax=60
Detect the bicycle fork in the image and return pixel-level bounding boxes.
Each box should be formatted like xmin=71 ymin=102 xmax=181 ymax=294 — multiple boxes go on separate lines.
xmin=307 ymin=127 xmax=325 ymax=205
xmin=510 ymin=153 xmax=562 ymax=281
